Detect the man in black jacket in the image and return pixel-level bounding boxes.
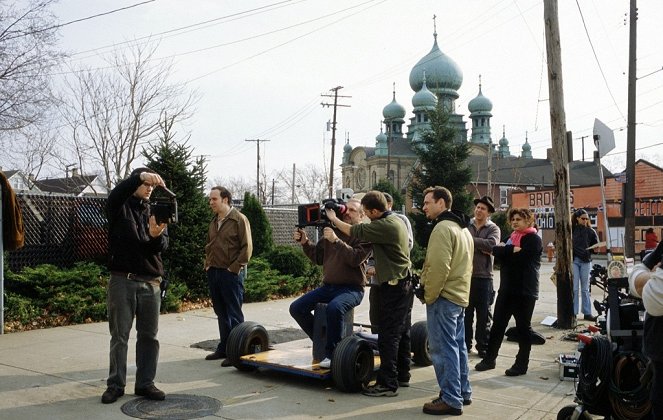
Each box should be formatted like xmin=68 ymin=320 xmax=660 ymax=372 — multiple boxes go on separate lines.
xmin=102 ymin=168 xmax=169 ymax=404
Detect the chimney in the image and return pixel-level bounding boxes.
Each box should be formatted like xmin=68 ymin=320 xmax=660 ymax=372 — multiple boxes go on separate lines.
xmin=71 ymin=167 xmax=79 ymax=177
xmin=546 ymin=148 xmax=553 ymax=161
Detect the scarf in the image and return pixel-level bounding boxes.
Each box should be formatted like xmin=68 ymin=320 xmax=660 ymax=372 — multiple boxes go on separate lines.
xmin=509 ymin=227 xmax=537 ymax=247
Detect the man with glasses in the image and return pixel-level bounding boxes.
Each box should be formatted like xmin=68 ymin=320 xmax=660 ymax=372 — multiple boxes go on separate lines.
xmin=103 ymin=168 xmax=169 ymax=404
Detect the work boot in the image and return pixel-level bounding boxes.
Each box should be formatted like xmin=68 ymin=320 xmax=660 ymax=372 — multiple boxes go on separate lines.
xmin=135 ymin=384 xmax=166 ymax=400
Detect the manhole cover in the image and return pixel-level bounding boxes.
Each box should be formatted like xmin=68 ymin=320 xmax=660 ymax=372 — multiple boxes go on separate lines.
xmin=121 ymin=394 xmax=221 ymax=419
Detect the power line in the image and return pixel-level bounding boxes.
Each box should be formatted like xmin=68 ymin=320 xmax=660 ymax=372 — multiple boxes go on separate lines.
xmin=4 ymin=0 xmax=157 ymax=41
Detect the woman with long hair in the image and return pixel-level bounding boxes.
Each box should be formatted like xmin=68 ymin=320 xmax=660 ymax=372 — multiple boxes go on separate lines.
xmin=475 ymin=208 xmax=542 ymax=376
xmin=571 ymin=209 xmax=598 ymax=321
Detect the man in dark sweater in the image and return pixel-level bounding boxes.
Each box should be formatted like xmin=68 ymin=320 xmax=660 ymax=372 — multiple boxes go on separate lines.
xmin=290 ymin=198 xmax=372 ymax=369
xmin=102 ymin=168 xmax=169 ymax=404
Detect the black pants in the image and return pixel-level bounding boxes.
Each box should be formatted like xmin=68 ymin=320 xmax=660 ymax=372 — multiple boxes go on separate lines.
xmin=464 ymin=277 xmax=494 ymax=353
xmin=652 ymin=360 xmax=663 ymax=420
xmin=375 ymin=279 xmax=414 ymax=390
xmin=485 ymin=292 xmax=536 ymax=370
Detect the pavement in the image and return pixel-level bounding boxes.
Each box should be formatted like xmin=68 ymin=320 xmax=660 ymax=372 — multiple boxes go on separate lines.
xmin=0 ymin=260 xmax=591 ymax=419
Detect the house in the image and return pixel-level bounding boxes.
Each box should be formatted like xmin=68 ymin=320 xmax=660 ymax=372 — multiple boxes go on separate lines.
xmin=33 ymin=168 xmax=109 ymax=196
xmin=0 ymin=169 xmax=40 ymax=192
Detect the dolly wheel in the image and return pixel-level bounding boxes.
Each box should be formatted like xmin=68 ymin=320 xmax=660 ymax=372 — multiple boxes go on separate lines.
xmin=226 ymin=321 xmax=269 ymax=371
xmin=331 ymin=336 xmax=374 ymax=392
xmin=411 ymin=320 xmax=432 ymax=366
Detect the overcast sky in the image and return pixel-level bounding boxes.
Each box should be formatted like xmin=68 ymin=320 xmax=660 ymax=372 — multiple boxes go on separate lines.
xmin=51 ymin=0 xmax=663 ymax=185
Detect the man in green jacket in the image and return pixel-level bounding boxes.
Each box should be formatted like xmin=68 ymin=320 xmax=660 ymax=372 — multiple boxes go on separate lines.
xmin=326 ymin=190 xmax=412 ymax=397
xmin=420 ymin=186 xmax=474 ymax=416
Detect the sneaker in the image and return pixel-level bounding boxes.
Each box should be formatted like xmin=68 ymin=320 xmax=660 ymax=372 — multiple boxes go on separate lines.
xmin=505 ymin=364 xmax=527 ymax=376
xmin=423 ymin=398 xmax=462 ymax=416
xmin=475 ymin=359 xmax=496 ymax=371
xmin=101 ymin=387 xmax=124 ymax=404
xmin=319 ymin=358 xmax=331 ymax=369
xmin=398 ymin=380 xmax=410 ymax=387
xmin=362 ymin=383 xmax=398 ymax=397
xmin=135 ymin=384 xmax=166 ymax=400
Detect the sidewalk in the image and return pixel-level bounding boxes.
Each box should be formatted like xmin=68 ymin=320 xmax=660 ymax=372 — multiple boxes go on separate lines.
xmin=0 ymin=261 xmax=586 ymax=419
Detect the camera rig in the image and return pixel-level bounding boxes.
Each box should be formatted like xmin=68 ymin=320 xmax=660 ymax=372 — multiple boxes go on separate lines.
xmin=150 ymin=186 xmax=178 ymax=224
xmin=297 ymin=198 xmax=348 ymax=228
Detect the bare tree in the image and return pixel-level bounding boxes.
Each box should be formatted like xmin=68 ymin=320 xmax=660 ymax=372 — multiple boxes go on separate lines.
xmin=276 ymin=163 xmax=338 ymax=204
xmin=4 ymin=117 xmax=61 ymax=179
xmin=62 ymin=42 xmax=197 ymax=187
xmin=209 ymin=175 xmax=255 ymax=200
xmin=0 ymin=0 xmax=62 ymax=135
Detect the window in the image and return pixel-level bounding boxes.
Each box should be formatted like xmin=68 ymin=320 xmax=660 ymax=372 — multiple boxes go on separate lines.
xmin=499 ymin=186 xmax=510 ymax=208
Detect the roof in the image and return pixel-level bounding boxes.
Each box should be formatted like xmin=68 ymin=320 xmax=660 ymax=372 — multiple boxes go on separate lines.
xmin=34 ymin=175 xmax=105 ymax=196
xmin=467 ymin=155 xmax=612 ymax=187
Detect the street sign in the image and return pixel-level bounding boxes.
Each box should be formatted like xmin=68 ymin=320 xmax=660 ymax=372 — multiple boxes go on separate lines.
xmin=593 ymin=118 xmax=615 ymax=158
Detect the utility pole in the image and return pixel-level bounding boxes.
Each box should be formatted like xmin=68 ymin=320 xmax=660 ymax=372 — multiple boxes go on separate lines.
xmin=579 ymin=135 xmax=588 ymax=161
xmin=624 ymin=0 xmax=638 ymax=259
xmin=291 ymin=163 xmax=296 ymax=204
xmin=544 ymin=0 xmax=574 ymax=329
xmin=245 ymin=139 xmax=270 ymax=202
xmin=321 ymin=86 xmax=351 ymax=199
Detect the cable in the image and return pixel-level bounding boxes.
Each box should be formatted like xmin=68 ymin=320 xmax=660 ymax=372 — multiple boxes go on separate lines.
xmin=608 ymin=352 xmax=652 ymax=419
xmin=577 ymin=334 xmax=612 ymax=410
xmin=4 ymin=1 xmax=157 ymax=41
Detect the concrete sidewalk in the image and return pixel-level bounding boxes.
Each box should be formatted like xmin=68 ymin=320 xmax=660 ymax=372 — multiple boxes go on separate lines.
xmin=0 ymin=260 xmax=588 ymax=419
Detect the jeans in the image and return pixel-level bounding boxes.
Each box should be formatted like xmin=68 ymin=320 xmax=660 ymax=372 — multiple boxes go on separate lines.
xmin=485 ymin=292 xmax=536 ymax=370
xmin=572 ymin=257 xmax=592 ymax=315
xmin=207 ymin=267 xmax=245 ymax=354
xmin=107 ymin=274 xmax=161 ymax=390
xmin=376 ymin=279 xmax=414 ymax=390
xmin=289 ymin=283 xmax=364 ymax=359
xmin=464 ymin=277 xmax=494 ymax=353
xmin=427 ymin=297 xmax=471 ymax=410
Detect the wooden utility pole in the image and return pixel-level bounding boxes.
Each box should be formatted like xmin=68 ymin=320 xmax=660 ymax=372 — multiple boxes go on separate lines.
xmin=245 ymin=139 xmax=270 ymax=202
xmin=624 ymin=0 xmax=638 ymax=258
xmin=544 ymin=0 xmax=574 ymax=329
xmin=291 ymin=163 xmax=296 ymax=204
xmin=321 ymin=86 xmax=351 ymax=199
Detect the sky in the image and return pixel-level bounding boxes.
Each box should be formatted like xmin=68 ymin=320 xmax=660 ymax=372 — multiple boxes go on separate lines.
xmin=50 ymin=0 xmax=663 ymax=186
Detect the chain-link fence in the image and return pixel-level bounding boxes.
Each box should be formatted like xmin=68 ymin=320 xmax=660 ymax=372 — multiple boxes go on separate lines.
xmin=7 ymin=194 xmax=108 ymax=271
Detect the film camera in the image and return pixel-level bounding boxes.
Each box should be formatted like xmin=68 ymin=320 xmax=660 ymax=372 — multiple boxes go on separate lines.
xmin=297 ymin=198 xmax=348 ymax=228
xmin=150 ymin=186 xmax=179 ymax=224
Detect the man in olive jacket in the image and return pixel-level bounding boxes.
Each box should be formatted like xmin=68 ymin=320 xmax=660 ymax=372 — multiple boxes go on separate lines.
xmin=420 ymin=186 xmax=474 ymax=416
xmin=204 ymin=186 xmax=253 ymax=365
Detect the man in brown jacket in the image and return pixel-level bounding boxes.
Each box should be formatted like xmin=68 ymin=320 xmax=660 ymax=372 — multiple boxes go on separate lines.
xmin=290 ymin=198 xmax=372 ymax=369
xmin=204 ymin=186 xmax=253 ymax=366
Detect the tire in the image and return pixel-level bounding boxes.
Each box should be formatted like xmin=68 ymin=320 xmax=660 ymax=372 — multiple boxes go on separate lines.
xmin=331 ymin=336 xmax=374 ymax=392
xmin=411 ymin=320 xmax=432 ymax=366
xmin=557 ymin=404 xmax=591 ymax=420
xmin=226 ymin=321 xmax=269 ymax=372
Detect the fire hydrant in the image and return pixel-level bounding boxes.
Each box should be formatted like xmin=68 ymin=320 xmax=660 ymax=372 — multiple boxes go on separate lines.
xmin=546 ymin=242 xmax=555 ymax=262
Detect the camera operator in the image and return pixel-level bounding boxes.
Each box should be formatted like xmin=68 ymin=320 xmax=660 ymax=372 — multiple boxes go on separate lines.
xmin=102 ymin=168 xmax=168 ymax=404
xmin=629 ymin=239 xmax=663 ymax=419
xmin=290 ymin=198 xmax=372 ymax=369
xmin=326 ymin=191 xmax=412 ymax=397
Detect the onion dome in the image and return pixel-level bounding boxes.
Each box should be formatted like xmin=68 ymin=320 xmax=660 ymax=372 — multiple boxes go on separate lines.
xmin=409 ymin=34 xmax=462 ymax=93
xmin=383 ymin=90 xmax=406 ymax=120
xmin=412 ymin=72 xmax=437 ymax=109
xmin=343 ymin=141 xmax=353 ymax=153
xmin=376 ymin=130 xmax=387 ymax=143
xmin=468 ymin=84 xmax=493 ymax=113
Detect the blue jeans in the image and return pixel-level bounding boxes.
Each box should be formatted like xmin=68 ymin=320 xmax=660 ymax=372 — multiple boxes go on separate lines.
xmin=426 ymin=297 xmax=472 ymax=410
xmin=107 ymin=274 xmax=161 ymax=390
xmin=207 ymin=267 xmax=245 ymax=354
xmin=572 ymin=257 xmax=592 ymax=315
xmin=289 ymin=284 xmax=364 ymax=359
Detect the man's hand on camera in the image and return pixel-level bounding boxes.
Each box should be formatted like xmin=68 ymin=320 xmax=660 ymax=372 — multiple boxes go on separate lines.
xmin=148 ymin=215 xmax=167 ymax=238
xmin=293 ymin=228 xmax=307 ymax=244
xmin=325 ymin=209 xmax=339 ymax=223
xmin=323 ymin=227 xmax=339 ymax=243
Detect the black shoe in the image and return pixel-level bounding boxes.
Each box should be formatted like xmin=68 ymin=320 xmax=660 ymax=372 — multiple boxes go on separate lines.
xmin=220 ymin=358 xmax=233 ymax=367
xmin=101 ymin=387 xmax=124 ymax=404
xmin=205 ymin=351 xmax=226 ymax=360
xmin=477 ymin=350 xmax=487 ymax=358
xmin=463 ymin=398 xmax=472 ymax=406
xmin=475 ymin=359 xmax=496 ymax=371
xmin=505 ymin=364 xmax=527 ymax=376
xmin=398 ymin=381 xmax=410 ymax=387
xmin=135 ymin=384 xmax=166 ymax=400
xmin=583 ymin=314 xmax=597 ymax=322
